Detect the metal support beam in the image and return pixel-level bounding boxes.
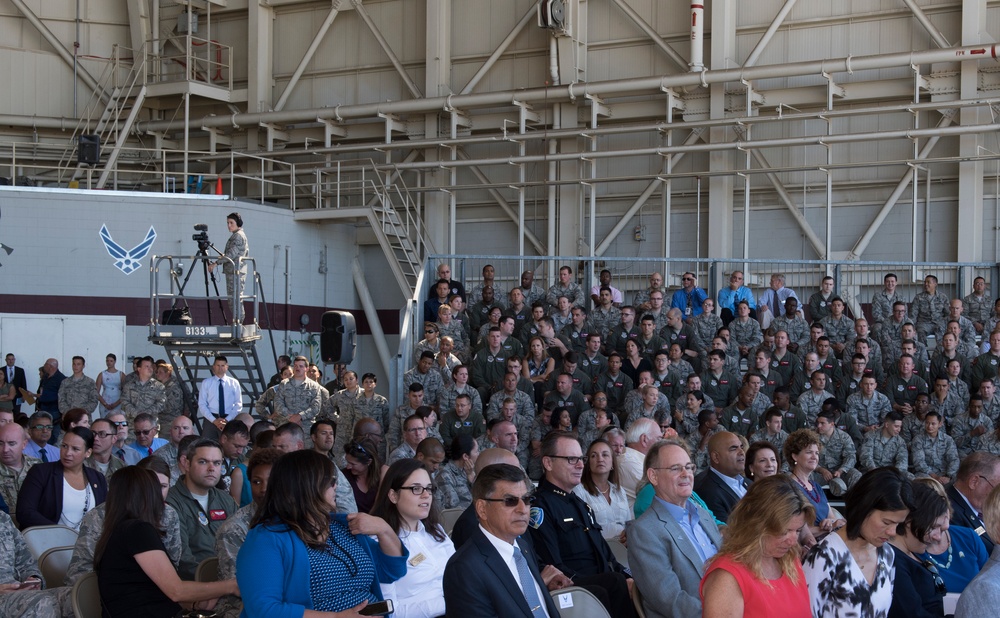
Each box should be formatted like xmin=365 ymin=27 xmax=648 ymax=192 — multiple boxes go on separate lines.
xmin=595 ymin=129 xmax=703 ymax=256
xmin=9 ymin=0 xmax=106 ymax=103
xmin=456 ymin=149 xmax=547 ymax=255
xmin=607 ymin=0 xmax=689 ymax=73
xmin=461 ymin=5 xmax=535 ymax=95
xmin=957 ymin=0 xmax=986 ymax=262
xmin=352 ymin=0 xmax=423 ymax=99
xmin=744 ymin=0 xmax=799 ymax=67
xmin=848 ymin=112 xmax=953 ymax=259
xmin=351 ymin=259 xmax=393 ymax=378
xmin=748 ymin=148 xmax=827 ymax=258
xmin=275 ymin=1 xmax=344 ymax=112
xmin=900 ymin=0 xmax=952 ymax=48
xmin=708 ymin=0 xmax=736 ymax=259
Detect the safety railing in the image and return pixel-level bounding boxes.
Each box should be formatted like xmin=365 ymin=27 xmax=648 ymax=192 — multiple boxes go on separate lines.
xmin=144 ymin=35 xmax=233 ymax=92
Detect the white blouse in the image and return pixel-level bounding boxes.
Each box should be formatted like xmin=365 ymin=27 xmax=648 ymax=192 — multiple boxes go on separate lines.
xmin=572 ymin=482 xmax=632 ymax=540
xmin=379 ymin=522 xmax=456 ymax=618
xmin=59 ymin=477 xmax=92 ymax=531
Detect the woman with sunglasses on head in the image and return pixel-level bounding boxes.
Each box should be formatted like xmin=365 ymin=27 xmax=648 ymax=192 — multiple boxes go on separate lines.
xmin=343 ymin=439 xmax=384 ymax=514
xmin=17 ymin=426 xmax=108 ymax=530
xmin=371 ymin=459 xmax=456 ymax=618
xmin=238 ymin=449 xmax=406 ymax=618
xmin=886 ymin=480 xmax=950 ymax=618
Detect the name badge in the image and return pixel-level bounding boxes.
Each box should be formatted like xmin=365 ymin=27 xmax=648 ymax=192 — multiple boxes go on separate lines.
xmin=209 ymin=509 xmax=228 ymax=521
xmin=409 ymin=553 xmax=427 ymax=567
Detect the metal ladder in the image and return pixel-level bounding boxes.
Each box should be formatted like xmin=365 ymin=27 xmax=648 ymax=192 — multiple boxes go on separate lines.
xmin=159 ymin=340 xmax=267 ymax=418
xmin=366 ymin=171 xmax=436 ymax=297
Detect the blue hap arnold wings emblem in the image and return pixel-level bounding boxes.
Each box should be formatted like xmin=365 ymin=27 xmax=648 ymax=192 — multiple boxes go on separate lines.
xmin=99 ymin=224 xmax=157 ymax=275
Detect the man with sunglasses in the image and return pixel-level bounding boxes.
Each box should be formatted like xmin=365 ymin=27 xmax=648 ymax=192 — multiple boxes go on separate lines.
xmin=22 ymin=412 xmax=58 ymax=462
xmin=128 ymin=412 xmax=168 ymax=459
xmin=105 ymin=412 xmax=142 ymax=465
xmin=529 ymin=431 xmax=636 ymax=618
xmin=0 ymin=421 xmax=39 ymax=526
xmin=444 ymin=462 xmax=564 ymax=618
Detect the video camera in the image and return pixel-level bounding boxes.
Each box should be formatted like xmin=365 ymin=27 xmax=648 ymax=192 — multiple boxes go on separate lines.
xmin=192 ymin=224 xmax=211 ymax=252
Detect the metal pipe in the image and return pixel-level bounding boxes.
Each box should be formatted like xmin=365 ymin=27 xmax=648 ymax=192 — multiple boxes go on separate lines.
xmin=900 ymin=0 xmax=951 ymax=48
xmin=462 ymin=5 xmax=535 ymax=94
xmin=274 ymin=2 xmax=343 ymax=111
xmin=9 ymin=0 xmax=106 ymax=104
xmin=848 ymin=114 xmax=953 ymax=258
xmin=74 ymin=0 xmax=79 ymax=117
xmin=925 ymin=168 xmax=931 ymax=261
xmin=608 ymin=0 xmax=689 ymax=72
xmin=690 ymin=2 xmax=704 ymax=71
xmin=351 ymin=0 xmax=422 ymax=98
xmin=549 ymin=37 xmax=560 ymax=86
xmin=548 ymin=139 xmax=557 ymax=258
xmin=139 ymin=30 xmax=1000 ymax=135
xmin=352 ymin=258 xmax=393 ymax=377
xmin=744 ymin=0 xmax=798 ymax=67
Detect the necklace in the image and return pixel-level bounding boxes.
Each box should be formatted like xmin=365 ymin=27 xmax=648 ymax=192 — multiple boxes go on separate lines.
xmin=926 ymin=531 xmax=954 ymax=569
xmin=595 ymin=482 xmax=612 ymax=497
xmin=793 ymin=474 xmax=822 ymax=501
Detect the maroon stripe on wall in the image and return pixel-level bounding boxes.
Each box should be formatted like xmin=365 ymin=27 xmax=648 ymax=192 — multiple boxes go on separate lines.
xmin=0 ymin=295 xmax=401 ymax=336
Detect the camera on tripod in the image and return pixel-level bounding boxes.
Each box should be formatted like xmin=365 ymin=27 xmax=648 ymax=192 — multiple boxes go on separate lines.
xmin=192 ymin=224 xmax=211 ymax=252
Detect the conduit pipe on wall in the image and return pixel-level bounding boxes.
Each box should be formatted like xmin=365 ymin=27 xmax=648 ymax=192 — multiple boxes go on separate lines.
xmin=136 ymin=44 xmax=1000 ymax=133
xmin=690 ymin=2 xmax=704 ymax=71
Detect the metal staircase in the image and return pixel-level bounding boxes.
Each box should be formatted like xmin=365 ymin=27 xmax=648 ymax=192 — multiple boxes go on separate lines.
xmin=367 ymin=175 xmax=433 ymax=296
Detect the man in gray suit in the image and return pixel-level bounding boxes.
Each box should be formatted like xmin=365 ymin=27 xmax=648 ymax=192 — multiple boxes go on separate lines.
xmin=627 ymin=439 xmax=723 ymax=618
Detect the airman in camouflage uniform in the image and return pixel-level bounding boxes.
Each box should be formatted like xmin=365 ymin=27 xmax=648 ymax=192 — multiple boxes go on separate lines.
xmin=576 ymin=399 xmax=620 ymax=452
xmin=846 ymin=380 xmax=893 ymax=431
xmin=772 ymin=309 xmax=810 ymax=352
xmin=949 ymin=397 xmax=994 ymax=458
xmin=816 ymin=415 xmax=862 ymax=489
xmin=57 ymin=358 xmax=98 ymax=416
xmin=622 ymin=386 xmax=671 ymax=429
xmin=870 ymin=274 xmax=905 ymax=335
xmin=911 ymin=276 xmax=950 ymax=344
xmin=963 ymin=277 xmax=992 ymax=333
xmin=0 ymin=445 xmax=39 ymax=527
xmin=213 ymin=502 xmax=256 ymax=618
xmin=404 ymin=354 xmax=445 ymax=410
xmin=858 ymin=412 xmax=908 ymax=473
xmin=120 ymin=357 xmax=166 ymax=434
xmin=589 ymin=303 xmax=621 ymax=342
xmin=0 ymin=510 xmax=70 ymax=617
xmin=910 ymin=412 xmax=959 ymax=480
xmin=486 ymin=377 xmax=535 ymax=422
xmin=433 ymin=459 xmax=473 ymax=510
xmin=690 ymin=305 xmax=723 ymax=356
xmin=64 ymin=503 xmax=182 ymax=585
xmin=820 ymin=299 xmax=855 ymax=355
xmin=728 ymin=305 xmax=763 ymax=358
xmin=272 ymin=360 xmax=325 ymax=426
xmin=155 ymin=364 xmax=186 ymax=429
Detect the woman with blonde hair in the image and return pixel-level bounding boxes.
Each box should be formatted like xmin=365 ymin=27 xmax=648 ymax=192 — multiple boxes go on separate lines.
xmin=700 ymin=475 xmax=814 ymax=618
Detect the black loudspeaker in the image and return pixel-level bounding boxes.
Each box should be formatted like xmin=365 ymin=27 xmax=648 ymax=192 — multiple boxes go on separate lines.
xmin=78 ymin=135 xmax=101 ymax=165
xmin=321 ymin=310 xmax=357 ymax=363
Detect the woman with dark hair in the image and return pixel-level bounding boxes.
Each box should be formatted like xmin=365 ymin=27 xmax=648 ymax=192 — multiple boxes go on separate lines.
xmin=621 ymin=338 xmax=652 ymax=385
xmin=238 ymin=450 xmax=406 ymax=617
xmin=60 ymin=407 xmax=91 ymax=432
xmin=887 ymin=481 xmax=950 ymax=617
xmin=0 ymin=369 xmax=16 ymax=411
xmin=343 ymin=439 xmax=383 ymax=514
xmin=434 ymin=434 xmax=479 ymax=510
xmin=95 ymin=467 xmax=238 ymax=617
xmin=784 ymin=429 xmax=844 ymax=534
xmin=573 ymin=438 xmax=631 ymax=540
xmin=16 ymin=426 xmax=108 ymax=530
xmin=371 ymin=459 xmax=455 ymax=618
xmin=803 ymin=467 xmax=913 ymax=617
xmin=95 ymin=353 xmax=122 ymax=416
xmin=700 ymin=475 xmax=814 ymax=617
xmin=524 ymin=335 xmax=555 ymax=407
xmin=207 ymin=211 xmax=249 ymax=322
xmin=549 ymin=406 xmax=574 ymax=432
xmin=744 ymin=441 xmax=779 ymax=482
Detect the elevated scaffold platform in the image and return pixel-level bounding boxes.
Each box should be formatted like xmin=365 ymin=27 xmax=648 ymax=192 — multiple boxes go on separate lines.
xmin=148 ymin=251 xmax=269 ymax=418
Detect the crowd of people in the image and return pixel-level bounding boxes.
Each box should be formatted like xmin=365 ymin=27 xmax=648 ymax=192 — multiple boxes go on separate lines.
xmin=3 ymin=263 xmax=1000 ymax=616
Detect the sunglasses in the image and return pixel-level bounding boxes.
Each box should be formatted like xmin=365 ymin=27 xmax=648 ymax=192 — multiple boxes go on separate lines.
xmin=347 ymin=441 xmax=372 ymax=460
xmin=30 ymin=425 xmax=53 ymax=431
xmin=112 ymin=421 xmax=128 ymax=427
xmin=135 ymin=429 xmax=156 ymax=436
xmin=921 ymin=560 xmax=947 ymax=595
xmin=483 ymin=494 xmax=535 ymax=508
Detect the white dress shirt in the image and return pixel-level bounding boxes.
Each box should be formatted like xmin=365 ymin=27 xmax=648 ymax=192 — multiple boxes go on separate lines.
xmin=479 ymin=525 xmax=551 ymax=618
xmin=379 ymin=522 xmax=455 ymax=618
xmin=198 ymin=374 xmax=242 ymax=422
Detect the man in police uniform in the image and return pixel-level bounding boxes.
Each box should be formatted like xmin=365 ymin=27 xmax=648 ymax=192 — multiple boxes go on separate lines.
xmin=529 ymin=431 xmax=637 ymax=618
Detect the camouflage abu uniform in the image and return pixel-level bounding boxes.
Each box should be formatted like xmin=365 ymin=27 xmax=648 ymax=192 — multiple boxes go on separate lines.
xmin=817 ymin=429 xmax=862 ymax=488
xmin=272 ymin=378 xmax=325 ymax=425
xmin=217 ymin=227 xmax=249 ymax=321
xmin=158 ymin=375 xmax=186 ymax=429
xmin=434 ymin=460 xmax=473 ymax=510
xmin=403 ymin=367 xmax=445 ymax=410
xmin=64 ymin=502 xmax=183 ymax=585
xmin=858 ymin=431 xmax=909 ymax=474
xmin=0 ymin=510 xmax=71 ymax=618
xmin=57 ymin=374 xmax=98 ymax=416
xmin=213 ymin=502 xmax=257 ymax=618
xmin=949 ymin=413 xmax=994 ymax=458
xmin=120 ymin=378 xmax=167 ymax=433
xmin=0 ymin=455 xmax=39 ymax=526
xmin=910 ymin=431 xmax=959 ymax=478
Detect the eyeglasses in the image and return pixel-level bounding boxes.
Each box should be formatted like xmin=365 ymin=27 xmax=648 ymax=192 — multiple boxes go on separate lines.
xmin=405 ymin=427 xmax=427 ymax=434
xmin=92 ymin=431 xmax=115 ymax=439
xmin=652 ymin=463 xmax=697 ymax=474
xmin=135 ymin=429 xmax=156 ymax=436
xmin=482 ymin=494 xmax=535 ymax=508
xmin=921 ymin=560 xmax=948 ymax=595
xmin=979 ymin=475 xmax=996 ymax=490
xmin=682 ymin=277 xmax=694 ymax=282
xmin=112 ymin=421 xmax=128 ymax=427
xmin=547 ymin=455 xmax=585 ymax=466
xmin=30 ymin=425 xmax=52 ymax=431
xmin=399 ymin=485 xmax=436 ymax=496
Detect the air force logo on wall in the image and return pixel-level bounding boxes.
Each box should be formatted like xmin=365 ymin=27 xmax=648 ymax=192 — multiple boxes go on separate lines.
xmin=99 ymin=224 xmax=157 ymax=275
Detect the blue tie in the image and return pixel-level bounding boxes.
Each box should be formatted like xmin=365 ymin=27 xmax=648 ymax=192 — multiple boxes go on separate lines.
xmin=218 ymin=379 xmax=226 ymax=420
xmin=39 ymin=449 xmax=48 ymax=463
xmin=513 ymin=547 xmax=547 ymax=618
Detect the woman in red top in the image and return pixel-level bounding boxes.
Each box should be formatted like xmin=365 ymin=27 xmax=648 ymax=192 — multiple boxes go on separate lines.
xmin=700 ymin=475 xmax=814 ymax=618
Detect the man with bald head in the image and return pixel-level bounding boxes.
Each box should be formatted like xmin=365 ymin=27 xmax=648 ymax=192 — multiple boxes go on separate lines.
xmin=152 ymin=416 xmax=195 ymax=484
xmin=271 ymin=423 xmax=358 ymax=514
xmin=0 ymin=423 xmax=38 ymax=525
xmin=692 ymin=431 xmax=747 ymax=523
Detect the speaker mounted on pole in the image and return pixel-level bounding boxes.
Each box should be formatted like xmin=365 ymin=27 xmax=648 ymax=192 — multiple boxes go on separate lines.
xmin=321 ymin=310 xmax=357 ymax=364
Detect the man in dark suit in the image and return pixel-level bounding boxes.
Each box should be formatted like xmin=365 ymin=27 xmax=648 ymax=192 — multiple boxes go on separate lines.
xmin=948 ymin=452 xmax=1000 ymax=555
xmin=4 ymin=354 xmax=26 ymax=418
xmin=444 ymin=463 xmax=561 ymax=618
xmin=693 ymin=431 xmax=747 ymax=523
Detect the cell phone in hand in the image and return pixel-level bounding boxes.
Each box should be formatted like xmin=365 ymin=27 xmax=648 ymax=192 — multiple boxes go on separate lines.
xmin=18 ymin=579 xmax=41 ymax=590
xmin=359 ymin=599 xmax=394 ymax=616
